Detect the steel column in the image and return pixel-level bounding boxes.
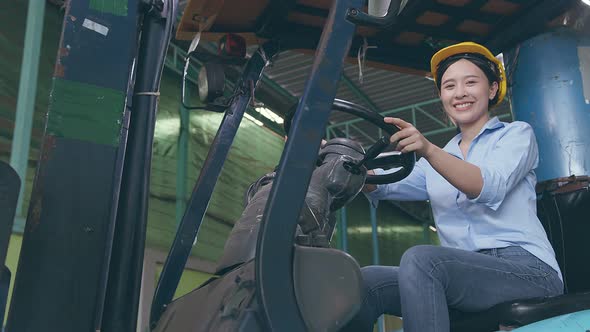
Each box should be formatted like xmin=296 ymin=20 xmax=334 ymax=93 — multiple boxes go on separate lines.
xmin=10 ymin=0 xmax=46 ymax=231
xmin=369 ymin=203 xmax=385 ymax=331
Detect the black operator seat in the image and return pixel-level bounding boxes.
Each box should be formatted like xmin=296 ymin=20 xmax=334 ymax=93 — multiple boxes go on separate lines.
xmin=450 ymin=176 xmax=590 ymax=332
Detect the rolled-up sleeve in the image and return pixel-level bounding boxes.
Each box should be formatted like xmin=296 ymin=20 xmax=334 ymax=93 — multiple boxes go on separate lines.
xmin=469 ymin=122 xmax=538 ymax=210
xmin=365 ymin=157 xmax=429 ymax=208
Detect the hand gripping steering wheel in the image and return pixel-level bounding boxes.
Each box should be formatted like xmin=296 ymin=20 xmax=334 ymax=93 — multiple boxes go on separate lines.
xmin=329 ymin=99 xmax=416 ymax=185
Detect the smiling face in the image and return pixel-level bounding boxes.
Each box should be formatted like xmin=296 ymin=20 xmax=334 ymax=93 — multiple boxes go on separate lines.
xmin=439 ymin=59 xmax=499 ymax=131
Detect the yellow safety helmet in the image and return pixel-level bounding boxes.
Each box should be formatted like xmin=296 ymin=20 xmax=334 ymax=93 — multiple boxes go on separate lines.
xmin=430 ymin=42 xmax=506 ymax=106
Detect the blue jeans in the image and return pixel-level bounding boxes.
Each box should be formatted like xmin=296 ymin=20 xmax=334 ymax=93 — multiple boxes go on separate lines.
xmin=342 ymin=245 xmax=563 ymax=332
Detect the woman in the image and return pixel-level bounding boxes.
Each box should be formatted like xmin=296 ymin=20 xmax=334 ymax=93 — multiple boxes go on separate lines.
xmin=343 ymin=42 xmax=563 ymax=332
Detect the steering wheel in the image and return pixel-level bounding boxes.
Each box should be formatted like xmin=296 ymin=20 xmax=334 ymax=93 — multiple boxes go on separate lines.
xmin=329 ymin=99 xmax=416 ymax=185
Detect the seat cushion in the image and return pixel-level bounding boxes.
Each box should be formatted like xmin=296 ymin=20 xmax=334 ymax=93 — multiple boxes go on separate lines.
xmin=450 ymin=292 xmax=590 ymax=332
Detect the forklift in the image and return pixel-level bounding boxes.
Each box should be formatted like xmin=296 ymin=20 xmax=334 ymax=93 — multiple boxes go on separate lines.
xmin=4 ymin=0 xmax=590 ymax=331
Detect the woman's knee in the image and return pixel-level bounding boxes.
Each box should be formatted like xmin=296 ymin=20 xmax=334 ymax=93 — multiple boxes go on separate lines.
xmin=399 ymin=245 xmax=441 ymax=278
xmin=360 ymin=265 xmax=398 ymax=291
xmin=400 ymin=245 xmax=439 ymax=266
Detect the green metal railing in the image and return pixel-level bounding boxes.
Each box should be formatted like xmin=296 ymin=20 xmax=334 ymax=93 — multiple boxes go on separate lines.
xmin=327 ymin=98 xmax=442 ymax=133
xmin=327 ymin=97 xmax=513 ymax=141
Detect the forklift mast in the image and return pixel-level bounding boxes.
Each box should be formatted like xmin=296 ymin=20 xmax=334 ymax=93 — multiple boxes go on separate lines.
xmin=6 ymin=0 xmax=177 ymax=331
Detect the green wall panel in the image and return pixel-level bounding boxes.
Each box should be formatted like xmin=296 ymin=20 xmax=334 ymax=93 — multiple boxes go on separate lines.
xmin=147 ymin=71 xmax=285 ymax=262
xmin=336 ymin=196 xmax=439 ymax=267
xmin=0 ymin=0 xmax=62 ymax=153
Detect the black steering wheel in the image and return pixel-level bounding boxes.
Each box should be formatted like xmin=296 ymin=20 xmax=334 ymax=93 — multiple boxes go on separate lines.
xmin=330 ymin=99 xmax=416 ymax=185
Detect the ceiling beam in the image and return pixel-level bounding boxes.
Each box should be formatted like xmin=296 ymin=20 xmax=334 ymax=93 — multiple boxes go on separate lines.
xmin=254 ymin=0 xmax=299 ymax=38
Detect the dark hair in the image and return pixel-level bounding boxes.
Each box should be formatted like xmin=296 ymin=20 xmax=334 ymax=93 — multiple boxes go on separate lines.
xmin=435 ymin=53 xmax=501 ymax=106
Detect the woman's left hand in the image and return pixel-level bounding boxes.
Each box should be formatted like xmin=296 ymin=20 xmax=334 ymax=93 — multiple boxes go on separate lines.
xmin=385 ymin=117 xmax=435 ymax=158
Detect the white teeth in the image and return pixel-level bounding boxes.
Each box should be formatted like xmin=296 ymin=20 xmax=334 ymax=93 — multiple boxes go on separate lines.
xmin=455 ymin=103 xmax=473 ymax=108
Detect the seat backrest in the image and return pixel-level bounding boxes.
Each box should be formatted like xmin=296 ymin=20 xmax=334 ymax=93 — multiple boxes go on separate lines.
xmin=537 ymin=176 xmax=590 ymax=294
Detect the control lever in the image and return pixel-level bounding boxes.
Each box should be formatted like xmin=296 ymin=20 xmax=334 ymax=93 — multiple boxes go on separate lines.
xmin=344 ymin=135 xmax=390 ymax=173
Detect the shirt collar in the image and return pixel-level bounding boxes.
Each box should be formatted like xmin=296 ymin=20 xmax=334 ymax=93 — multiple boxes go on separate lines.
xmin=478 ymin=116 xmax=504 ymax=134
xmin=445 ymin=116 xmax=505 ymax=158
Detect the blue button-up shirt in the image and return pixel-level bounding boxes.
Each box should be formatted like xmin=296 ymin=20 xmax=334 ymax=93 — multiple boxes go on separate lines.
xmin=368 ymin=117 xmax=562 ymax=279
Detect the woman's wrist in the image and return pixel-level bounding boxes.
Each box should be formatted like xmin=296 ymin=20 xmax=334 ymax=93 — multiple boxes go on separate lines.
xmin=423 ymin=142 xmax=439 ymax=160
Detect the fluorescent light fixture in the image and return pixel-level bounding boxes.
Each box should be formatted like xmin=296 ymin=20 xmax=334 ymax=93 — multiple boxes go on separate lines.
xmin=429 ymin=226 xmax=437 ymax=232
xmin=348 ymin=225 xmax=423 ymax=234
xmin=244 ymin=113 xmax=264 ymax=126
xmin=254 ymin=106 xmax=284 ymax=124
xmin=582 ymin=0 xmax=590 ymax=7
xmin=154 ymin=117 xmax=180 ymax=139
